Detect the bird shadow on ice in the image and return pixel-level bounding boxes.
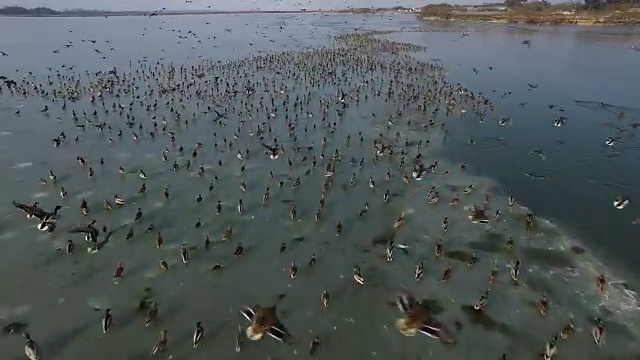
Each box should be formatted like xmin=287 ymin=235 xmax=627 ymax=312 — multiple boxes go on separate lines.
xmin=43 ymin=319 xmax=93 ymax=358
xmin=467 ymin=231 xmax=505 ymax=253
xmin=522 ymin=247 xmax=575 ymax=269
xmin=460 ymin=305 xmax=518 ymax=338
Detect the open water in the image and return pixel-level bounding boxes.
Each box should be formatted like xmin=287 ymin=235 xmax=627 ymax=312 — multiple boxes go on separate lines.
xmin=0 ymin=13 xmax=639 ymax=360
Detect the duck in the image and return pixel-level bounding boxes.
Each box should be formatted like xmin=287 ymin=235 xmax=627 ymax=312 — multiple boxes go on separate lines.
xmin=613 ymin=196 xmax=629 ymax=209
xmin=537 ymin=294 xmax=549 ymax=316
xmin=335 ymin=220 xmax=343 ymax=236
xmin=391 ymin=290 xmax=455 ymax=344
xmin=12 ymin=201 xmax=62 ymax=222
xmin=498 ymin=116 xmax=511 ymax=126
xmin=290 ymin=205 xmax=297 ymax=220
xmin=102 ymin=309 xmax=112 ymax=333
xmin=262 ymin=143 xmax=279 ymax=159
xmin=237 ymin=199 xmax=244 ymax=215
xmin=441 ymin=217 xmax=448 ymax=232
xmin=144 ymin=303 xmax=158 ymax=327
xmin=289 ymin=261 xmax=297 ymax=279
xmin=525 ymin=213 xmax=534 ymax=232
xmin=139 ymin=169 xmax=147 ymax=179
xmin=222 ymin=226 xmax=233 ymax=242
xmin=113 ymin=195 xmax=125 ymax=206
xmin=69 ymin=220 xmax=99 ymax=242
xmin=180 ymin=243 xmax=189 ymax=264
xmin=473 ymin=289 xmax=490 ymax=311
xmin=510 ymin=260 xmax=520 ymax=285
xmin=234 ymin=243 xmax=244 ymax=257
xmin=468 ymin=205 xmax=489 ymax=224
xmin=591 ymin=318 xmax=605 ymax=345
xmin=605 ymin=137 xmax=617 ymax=147
xmin=415 ymin=261 xmax=424 ymax=281
xmin=65 ymin=239 xmax=74 ymax=254
xmin=541 ymin=336 xmax=558 ymax=360
xmin=435 ymin=239 xmax=443 ymax=258
xmin=503 ymin=237 xmax=514 ymax=251
xmin=291 ymin=177 xmax=300 ymax=189
xmin=553 ymin=117 xmax=566 ymax=127
xmin=489 ymin=264 xmax=499 ymax=285
xmin=467 ymin=252 xmax=477 ymax=267
xmin=393 ymin=211 xmax=406 ymax=228
xmin=156 ymin=233 xmax=164 ymax=248
xmin=321 ymin=290 xmax=329 ymax=308
xmin=103 ymin=198 xmax=113 ymax=210
xmin=412 ymin=166 xmax=425 ymax=180
xmin=23 ymin=332 xmax=41 ymax=360
xmin=80 ymin=198 xmax=90 ymax=215
xmin=560 ymin=320 xmax=574 ymax=340
xmin=151 ymin=329 xmax=168 ymax=355
xmin=309 ymin=336 xmax=320 ymax=355
xmin=350 ymin=173 xmax=357 ymax=186
xmin=359 ymin=202 xmax=369 ymax=217
xmin=159 ymin=259 xmax=169 ymax=270
xmin=240 ymin=303 xmax=289 ymax=343
xmin=385 ymin=241 xmax=394 ymax=262
xmin=113 ymin=262 xmax=124 ymax=280
xmin=235 ymin=324 xmax=245 ymax=352
xmin=37 ymin=218 xmax=56 ymax=232
xmin=596 ymin=274 xmax=607 ymax=294
xmin=192 ymin=322 xmax=205 ymax=348
xmin=441 ymin=263 xmax=452 ymax=282
xmin=12 ymin=201 xmax=40 ymax=219
xmin=353 ymin=265 xmax=365 ymax=285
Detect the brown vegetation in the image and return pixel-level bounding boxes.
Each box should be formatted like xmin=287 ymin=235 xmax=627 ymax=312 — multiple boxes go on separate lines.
xmin=419 ymin=3 xmax=640 ymax=25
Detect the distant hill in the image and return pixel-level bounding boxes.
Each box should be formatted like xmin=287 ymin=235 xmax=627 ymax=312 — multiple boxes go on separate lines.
xmin=0 ymin=6 xmax=60 ymax=15
xmin=0 ymin=6 xmax=118 ymax=16
xmin=0 ymin=5 xmax=320 ymax=17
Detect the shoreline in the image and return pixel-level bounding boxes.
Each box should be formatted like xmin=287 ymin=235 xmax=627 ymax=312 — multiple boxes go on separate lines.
xmin=419 ymin=14 xmax=640 ymax=26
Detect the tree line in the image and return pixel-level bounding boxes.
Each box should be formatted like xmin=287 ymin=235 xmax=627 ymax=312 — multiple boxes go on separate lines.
xmin=505 ymin=0 xmax=640 ymax=9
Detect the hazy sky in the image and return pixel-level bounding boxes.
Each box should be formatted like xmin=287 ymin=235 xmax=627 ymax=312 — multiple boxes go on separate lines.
xmin=0 ymin=0 xmax=456 ymax=11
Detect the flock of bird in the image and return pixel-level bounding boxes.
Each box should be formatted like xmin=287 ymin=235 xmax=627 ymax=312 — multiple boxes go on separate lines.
xmin=0 ymin=19 xmax=621 ymax=360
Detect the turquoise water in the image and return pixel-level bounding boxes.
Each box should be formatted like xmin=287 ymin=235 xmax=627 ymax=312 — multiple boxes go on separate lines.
xmin=0 ymin=13 xmax=639 ymax=360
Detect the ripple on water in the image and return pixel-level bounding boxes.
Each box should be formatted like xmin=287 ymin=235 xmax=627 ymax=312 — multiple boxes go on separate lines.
xmin=13 ymin=162 xmax=33 ymax=169
xmin=87 ymin=297 xmax=109 ymax=311
xmin=0 ymin=131 xmax=12 ymax=136
xmin=32 ymin=192 xmax=49 ymax=199
xmin=0 ymin=230 xmax=19 ymax=242
xmin=75 ymin=190 xmax=94 ymax=199
xmin=0 ymin=306 xmax=31 ymax=323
